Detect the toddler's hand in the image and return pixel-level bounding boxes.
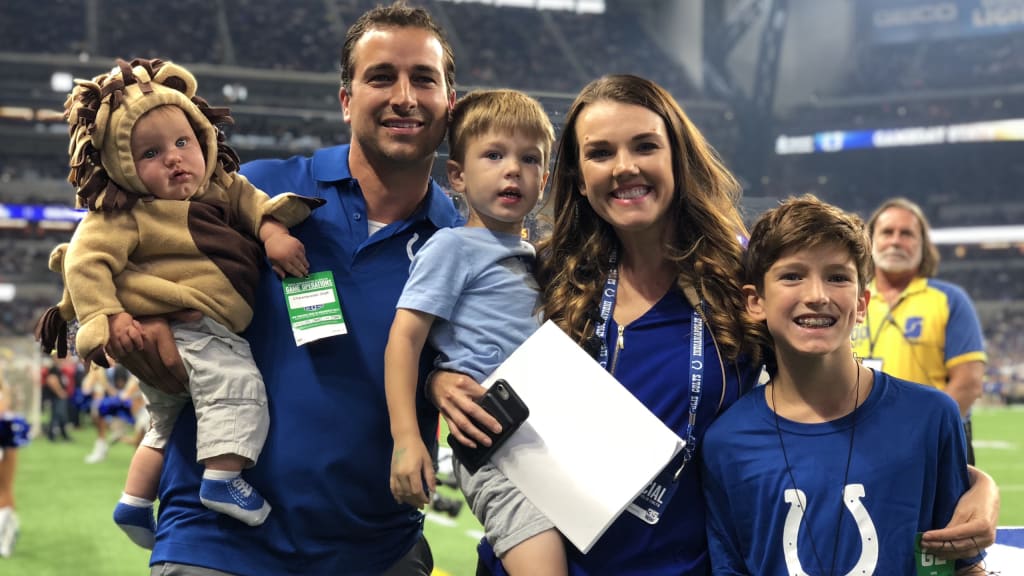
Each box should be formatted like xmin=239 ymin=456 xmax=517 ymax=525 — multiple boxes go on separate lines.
xmin=389 ymin=435 xmax=436 ymax=509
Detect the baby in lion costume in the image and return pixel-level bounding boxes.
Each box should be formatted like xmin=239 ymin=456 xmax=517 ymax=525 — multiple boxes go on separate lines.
xmin=36 ymin=57 xmax=323 ymax=548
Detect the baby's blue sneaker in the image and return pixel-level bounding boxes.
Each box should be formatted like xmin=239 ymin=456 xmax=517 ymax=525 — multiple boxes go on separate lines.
xmin=112 ymin=502 xmax=155 ymax=550
xmin=200 ymin=476 xmax=271 ymax=526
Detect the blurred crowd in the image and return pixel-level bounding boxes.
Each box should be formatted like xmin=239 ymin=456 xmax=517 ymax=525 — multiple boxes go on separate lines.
xmin=845 ymin=33 xmax=1024 ymax=96
xmin=981 ymin=307 xmax=1024 ymax=405
xmin=2 ymin=0 xmax=695 ymax=99
xmin=764 ymin=143 xmax=1024 ymax=228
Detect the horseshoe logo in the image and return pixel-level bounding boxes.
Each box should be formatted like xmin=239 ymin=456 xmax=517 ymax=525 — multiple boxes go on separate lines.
xmin=782 ymin=484 xmax=879 ymax=575
xmin=406 ymin=233 xmax=421 ymax=261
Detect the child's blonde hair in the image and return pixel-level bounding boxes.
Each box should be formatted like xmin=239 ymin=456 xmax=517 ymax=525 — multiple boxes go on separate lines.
xmin=447 ymin=90 xmax=555 ymax=167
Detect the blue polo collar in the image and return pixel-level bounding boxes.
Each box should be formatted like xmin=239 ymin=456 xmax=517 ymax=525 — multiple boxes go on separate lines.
xmin=311 ymin=144 xmax=354 ymax=183
xmin=311 ymin=144 xmax=459 ymax=229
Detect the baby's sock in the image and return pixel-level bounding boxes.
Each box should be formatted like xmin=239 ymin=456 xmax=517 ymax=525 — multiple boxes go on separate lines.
xmin=113 ymin=493 xmax=156 ymax=550
xmin=202 ymin=469 xmax=240 ymax=482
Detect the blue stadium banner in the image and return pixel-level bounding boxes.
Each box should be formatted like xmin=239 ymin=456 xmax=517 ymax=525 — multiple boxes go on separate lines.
xmin=775 ymin=118 xmax=1024 ymax=155
xmin=860 ymin=0 xmax=1024 ymax=44
xmin=0 ymin=204 xmax=85 ymax=222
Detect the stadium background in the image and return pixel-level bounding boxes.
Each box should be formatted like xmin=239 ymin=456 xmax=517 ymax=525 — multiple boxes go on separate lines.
xmin=1 ymin=0 xmax=1022 ymax=573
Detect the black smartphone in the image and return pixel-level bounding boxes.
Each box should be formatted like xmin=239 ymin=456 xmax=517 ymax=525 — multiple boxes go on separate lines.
xmin=447 ymin=379 xmax=530 ymax=474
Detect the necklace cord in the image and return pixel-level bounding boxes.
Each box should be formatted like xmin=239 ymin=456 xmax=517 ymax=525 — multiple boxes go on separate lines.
xmin=772 ymin=363 xmax=862 ymax=576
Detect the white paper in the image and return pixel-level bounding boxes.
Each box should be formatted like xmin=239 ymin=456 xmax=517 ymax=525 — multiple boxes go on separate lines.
xmin=986 ymin=543 xmax=1024 ymax=572
xmin=482 ymin=320 xmax=684 ymax=553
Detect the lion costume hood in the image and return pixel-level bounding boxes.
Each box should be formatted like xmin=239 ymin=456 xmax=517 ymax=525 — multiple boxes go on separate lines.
xmin=65 ymin=57 xmax=238 ymax=211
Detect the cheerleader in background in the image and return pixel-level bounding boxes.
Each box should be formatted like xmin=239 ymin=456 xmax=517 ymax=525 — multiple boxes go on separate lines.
xmin=0 ymin=360 xmax=30 ymax=558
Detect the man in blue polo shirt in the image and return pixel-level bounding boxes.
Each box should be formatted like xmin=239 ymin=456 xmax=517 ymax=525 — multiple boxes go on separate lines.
xmin=106 ymin=3 xmax=461 ymax=575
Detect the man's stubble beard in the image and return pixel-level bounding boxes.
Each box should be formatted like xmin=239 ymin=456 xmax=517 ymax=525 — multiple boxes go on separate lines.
xmin=354 ymin=119 xmax=444 ymax=170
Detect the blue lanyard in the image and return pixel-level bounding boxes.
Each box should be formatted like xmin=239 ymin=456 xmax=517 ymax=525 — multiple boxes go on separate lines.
xmin=595 ymin=249 xmax=618 ymax=371
xmin=681 ymin=308 xmax=705 ymax=476
xmin=594 ymin=251 xmax=705 ymax=475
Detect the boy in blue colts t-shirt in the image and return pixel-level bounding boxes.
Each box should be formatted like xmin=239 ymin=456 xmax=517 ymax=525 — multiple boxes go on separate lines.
xmin=702 ymin=195 xmax=985 ymax=575
xmin=384 ymin=89 xmax=567 ymax=575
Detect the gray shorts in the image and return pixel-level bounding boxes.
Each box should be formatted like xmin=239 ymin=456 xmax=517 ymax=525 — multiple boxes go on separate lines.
xmin=139 ymin=316 xmax=269 ymax=465
xmin=454 ymin=457 xmax=554 ymax=557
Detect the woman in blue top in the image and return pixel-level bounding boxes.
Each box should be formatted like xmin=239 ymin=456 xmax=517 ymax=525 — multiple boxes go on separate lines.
xmin=429 ymin=74 xmax=1002 ymax=575
xmin=533 ymin=73 xmax=760 ymax=575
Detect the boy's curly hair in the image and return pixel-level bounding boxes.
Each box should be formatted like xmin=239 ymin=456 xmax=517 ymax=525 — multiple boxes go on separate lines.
xmin=64 ymin=57 xmax=240 ymax=212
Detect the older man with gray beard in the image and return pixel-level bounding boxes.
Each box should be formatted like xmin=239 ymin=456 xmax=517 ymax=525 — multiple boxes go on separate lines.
xmin=852 ymin=197 xmax=987 ymax=464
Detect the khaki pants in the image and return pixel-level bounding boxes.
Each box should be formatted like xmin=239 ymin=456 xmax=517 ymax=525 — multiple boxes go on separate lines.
xmin=139 ymin=317 xmax=269 ymax=465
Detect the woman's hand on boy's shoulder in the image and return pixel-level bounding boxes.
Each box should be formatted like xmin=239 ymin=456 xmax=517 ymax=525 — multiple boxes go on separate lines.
xmin=920 ymin=465 xmax=999 ymax=560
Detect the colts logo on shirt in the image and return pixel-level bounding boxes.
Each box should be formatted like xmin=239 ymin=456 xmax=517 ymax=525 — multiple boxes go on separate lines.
xmin=406 ymin=233 xmax=422 ymax=261
xmin=903 ymin=317 xmax=923 ymax=340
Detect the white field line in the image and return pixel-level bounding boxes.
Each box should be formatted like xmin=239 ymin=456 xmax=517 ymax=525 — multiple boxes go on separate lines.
xmin=426 ymin=512 xmax=485 ymax=542
xmin=425 ymin=512 xmax=457 ymax=527
xmin=974 ymin=440 xmax=1017 ymax=450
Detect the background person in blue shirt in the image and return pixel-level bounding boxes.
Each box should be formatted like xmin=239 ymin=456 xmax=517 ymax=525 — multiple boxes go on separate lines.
xmin=702 ymin=195 xmax=985 ymax=575
xmin=106 ymin=2 xmax=461 ymax=575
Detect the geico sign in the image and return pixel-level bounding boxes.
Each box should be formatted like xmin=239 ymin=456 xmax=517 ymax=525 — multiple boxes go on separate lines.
xmin=973 ymin=1 xmax=1024 ymax=28
xmin=873 ymin=3 xmax=958 ymax=27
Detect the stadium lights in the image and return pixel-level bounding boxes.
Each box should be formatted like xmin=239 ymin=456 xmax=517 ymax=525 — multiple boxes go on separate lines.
xmin=222 ymin=83 xmax=248 ymax=103
xmin=0 ymin=284 xmax=14 ymax=303
xmin=931 ymin=226 xmax=1024 ymax=245
xmin=50 ymin=71 xmax=74 ymax=93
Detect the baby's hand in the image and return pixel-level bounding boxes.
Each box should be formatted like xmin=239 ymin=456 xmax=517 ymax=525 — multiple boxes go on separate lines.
xmin=265 ymin=233 xmax=309 ymax=279
xmin=108 ymin=312 xmax=144 ymax=354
